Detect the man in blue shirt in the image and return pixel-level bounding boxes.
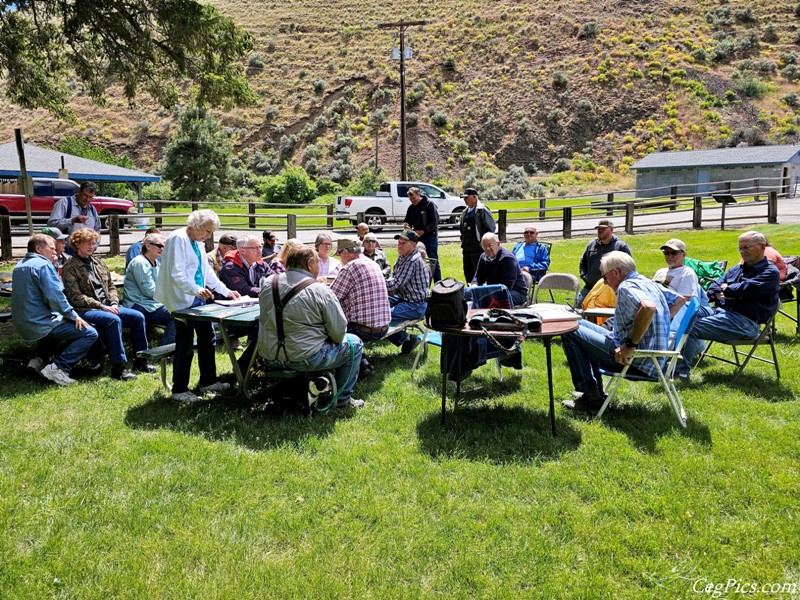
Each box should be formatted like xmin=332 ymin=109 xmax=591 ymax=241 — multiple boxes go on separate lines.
xmin=11 ymin=234 xmax=98 ymax=386
xmin=512 ymin=226 xmax=550 ymax=282
xmin=47 ymin=181 xmax=101 ymax=243
xmin=678 ymin=231 xmax=779 ymax=378
xmin=562 ymin=251 xmax=671 ymax=413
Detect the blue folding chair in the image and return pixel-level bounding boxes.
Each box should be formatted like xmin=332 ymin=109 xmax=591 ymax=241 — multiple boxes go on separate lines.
xmin=596 ymin=297 xmax=700 ymax=428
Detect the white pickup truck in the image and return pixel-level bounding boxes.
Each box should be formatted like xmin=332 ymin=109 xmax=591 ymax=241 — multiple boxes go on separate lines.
xmin=334 ymin=181 xmax=465 ymax=231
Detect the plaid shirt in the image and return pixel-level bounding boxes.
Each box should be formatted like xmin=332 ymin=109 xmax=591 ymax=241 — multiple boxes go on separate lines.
xmin=330 ymin=256 xmax=391 ymax=329
xmin=386 ymin=249 xmax=431 ymax=302
xmin=612 ymin=270 xmax=671 ymax=379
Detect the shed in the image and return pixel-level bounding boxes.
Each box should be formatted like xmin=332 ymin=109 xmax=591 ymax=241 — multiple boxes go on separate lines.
xmin=629 ymin=145 xmax=800 ymax=199
xmin=0 ymin=141 xmax=159 ymax=199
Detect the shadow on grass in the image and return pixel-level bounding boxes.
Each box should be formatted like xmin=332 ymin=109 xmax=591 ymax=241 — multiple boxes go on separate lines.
xmin=416 ymin=404 xmax=582 ymax=465
xmin=697 ymin=370 xmax=796 ymax=402
xmin=594 ymin=402 xmax=712 ymax=454
xmin=124 ymin=391 xmax=351 ymax=452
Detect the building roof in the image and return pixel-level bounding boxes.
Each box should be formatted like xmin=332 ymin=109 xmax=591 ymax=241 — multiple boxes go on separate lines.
xmin=0 ymin=142 xmax=159 ymax=183
xmin=630 ymin=145 xmax=800 ymax=170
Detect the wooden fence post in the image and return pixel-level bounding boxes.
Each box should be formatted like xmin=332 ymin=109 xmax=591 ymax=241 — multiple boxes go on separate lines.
xmin=248 ymin=202 xmax=256 ymax=230
xmin=0 ymin=215 xmax=11 ymax=260
xmin=669 ymin=186 xmax=677 ymax=211
xmin=154 ymin=201 xmax=163 ymax=228
xmin=287 ymin=213 xmax=297 ymax=239
xmin=625 ymin=201 xmax=635 ymax=234
xmin=498 ymin=209 xmax=507 ymax=242
xmin=562 ymin=207 xmax=572 ymax=239
xmin=327 ymin=204 xmax=334 ymax=229
xmin=768 ymin=191 xmax=778 ymax=224
xmin=692 ymin=196 xmax=703 ymax=229
xmin=607 ymin=192 xmax=614 ymax=217
xmin=753 ymin=178 xmax=760 ymax=202
xmin=539 ymin=198 xmax=546 ymax=221
xmin=109 ymin=215 xmax=120 ymax=256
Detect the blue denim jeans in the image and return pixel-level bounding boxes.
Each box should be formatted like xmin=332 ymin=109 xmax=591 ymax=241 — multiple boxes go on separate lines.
xmin=421 ymin=234 xmax=441 ymax=281
xmin=263 ymin=334 xmax=364 ymax=401
xmin=678 ymin=308 xmax=760 ymax=376
xmin=562 ymin=319 xmax=649 ymax=395
xmin=46 ymin=319 xmax=99 ymax=372
xmin=130 ymin=303 xmax=176 ymax=346
xmin=387 ymin=296 xmax=427 ymax=345
xmin=77 ymin=306 xmax=148 ymax=365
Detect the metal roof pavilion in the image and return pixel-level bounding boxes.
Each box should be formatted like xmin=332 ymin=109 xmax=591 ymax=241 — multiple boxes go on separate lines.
xmin=630 ymin=145 xmax=800 ymax=170
xmin=0 ymin=141 xmax=159 ymax=183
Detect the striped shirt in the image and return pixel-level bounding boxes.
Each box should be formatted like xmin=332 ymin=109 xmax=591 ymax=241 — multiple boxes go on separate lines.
xmin=330 ymin=256 xmax=391 ymax=329
xmin=612 ymin=270 xmax=671 ymax=378
xmin=386 ymin=249 xmax=431 ymax=302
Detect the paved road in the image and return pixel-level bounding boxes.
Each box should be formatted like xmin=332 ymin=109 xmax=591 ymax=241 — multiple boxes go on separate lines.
xmin=5 ymin=198 xmax=800 ymax=259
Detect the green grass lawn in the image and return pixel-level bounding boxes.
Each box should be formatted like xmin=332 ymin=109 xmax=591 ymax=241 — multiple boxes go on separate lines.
xmin=1 ymin=225 xmax=799 ymax=598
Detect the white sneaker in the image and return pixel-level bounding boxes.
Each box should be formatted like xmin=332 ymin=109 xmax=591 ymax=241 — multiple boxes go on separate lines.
xmin=336 ymin=397 xmax=365 ymax=409
xmin=27 ymin=357 xmax=45 ymax=373
xmin=172 ymin=391 xmax=202 ymax=402
xmin=40 ymin=363 xmax=76 ymax=386
xmin=199 ymin=381 xmax=231 ymax=394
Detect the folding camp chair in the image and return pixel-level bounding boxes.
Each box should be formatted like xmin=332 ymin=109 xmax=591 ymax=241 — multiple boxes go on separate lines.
xmin=596 ymin=298 xmax=700 ymax=428
xmin=533 ymin=272 xmax=581 ymax=309
xmin=694 ymin=311 xmax=780 ymax=382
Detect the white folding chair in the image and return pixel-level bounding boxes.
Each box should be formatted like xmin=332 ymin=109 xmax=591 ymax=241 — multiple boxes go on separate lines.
xmin=596 ymin=297 xmax=700 ymax=428
xmin=694 ymin=311 xmax=780 ymax=382
xmin=533 ymin=272 xmax=581 ymax=309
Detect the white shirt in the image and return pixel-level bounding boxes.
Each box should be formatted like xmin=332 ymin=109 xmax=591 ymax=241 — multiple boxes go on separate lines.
xmin=654 ymin=265 xmax=699 ymax=299
xmin=318 ymin=256 xmax=342 ymax=277
xmin=154 ymin=227 xmax=232 ymax=312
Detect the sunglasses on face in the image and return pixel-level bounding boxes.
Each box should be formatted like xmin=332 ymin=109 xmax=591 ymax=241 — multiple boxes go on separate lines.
xmin=151 ymin=243 xmax=165 ymax=249
xmin=662 ymin=250 xmax=679 ymax=256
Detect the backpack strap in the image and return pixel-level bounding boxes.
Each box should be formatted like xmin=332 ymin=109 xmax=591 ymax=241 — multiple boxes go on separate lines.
xmin=271 ymin=275 xmax=317 ymax=361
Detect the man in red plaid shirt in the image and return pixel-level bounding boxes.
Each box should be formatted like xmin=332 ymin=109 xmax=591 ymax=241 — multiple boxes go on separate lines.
xmin=330 ymin=237 xmax=391 ymax=378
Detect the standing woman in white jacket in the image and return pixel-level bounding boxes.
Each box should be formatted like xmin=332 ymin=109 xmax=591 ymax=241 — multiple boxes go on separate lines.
xmin=155 ymin=210 xmax=240 ymax=402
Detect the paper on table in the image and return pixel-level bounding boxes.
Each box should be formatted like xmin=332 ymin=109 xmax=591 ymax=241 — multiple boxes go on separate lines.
xmin=216 ymin=297 xmax=258 ymax=307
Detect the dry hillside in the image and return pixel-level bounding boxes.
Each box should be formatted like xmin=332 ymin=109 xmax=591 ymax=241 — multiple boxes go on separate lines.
xmin=2 ymin=0 xmax=800 ymax=187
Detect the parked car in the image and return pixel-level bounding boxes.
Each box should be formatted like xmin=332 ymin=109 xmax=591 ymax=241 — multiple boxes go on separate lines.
xmin=0 ymin=178 xmax=137 ymax=229
xmin=334 ymin=181 xmax=465 ymax=231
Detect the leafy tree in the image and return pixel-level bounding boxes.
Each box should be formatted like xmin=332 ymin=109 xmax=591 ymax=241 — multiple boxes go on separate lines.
xmin=256 ymin=164 xmax=318 ymax=204
xmin=161 ymin=106 xmax=233 ymax=204
xmin=0 ymin=0 xmax=257 ymax=118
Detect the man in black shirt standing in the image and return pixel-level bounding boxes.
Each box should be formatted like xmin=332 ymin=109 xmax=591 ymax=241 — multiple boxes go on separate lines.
xmin=577 ymin=219 xmax=632 ymax=305
xmin=403 ymin=186 xmax=440 ymax=282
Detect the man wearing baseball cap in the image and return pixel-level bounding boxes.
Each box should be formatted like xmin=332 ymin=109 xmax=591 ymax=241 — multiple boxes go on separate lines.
xmin=330 ymin=237 xmax=391 ymax=378
xmin=403 ymin=187 xmax=441 ymax=281
xmin=41 ymin=227 xmax=69 ymax=270
xmin=577 ymin=219 xmax=632 ymax=305
xmin=653 ymin=238 xmax=701 ymax=304
xmin=458 ymin=187 xmax=495 ymax=282
xmin=385 ymin=229 xmax=432 ymax=354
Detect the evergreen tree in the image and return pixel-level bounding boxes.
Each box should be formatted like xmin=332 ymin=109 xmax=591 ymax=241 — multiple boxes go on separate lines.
xmin=161 ymin=107 xmax=233 ymax=204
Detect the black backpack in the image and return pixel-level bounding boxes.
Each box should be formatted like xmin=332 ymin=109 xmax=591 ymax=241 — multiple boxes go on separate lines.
xmin=425 ymin=277 xmax=467 ymax=329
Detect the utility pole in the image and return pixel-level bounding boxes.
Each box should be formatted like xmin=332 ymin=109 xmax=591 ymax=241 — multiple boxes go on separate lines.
xmin=378 ymin=19 xmax=427 ymax=181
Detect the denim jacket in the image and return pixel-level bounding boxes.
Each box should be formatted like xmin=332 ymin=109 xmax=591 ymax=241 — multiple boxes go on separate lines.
xmin=11 ymin=252 xmax=80 ymax=340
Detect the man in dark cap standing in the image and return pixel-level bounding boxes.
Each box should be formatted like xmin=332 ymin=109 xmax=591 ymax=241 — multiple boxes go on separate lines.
xmin=577 ymin=219 xmax=632 ymax=305
xmin=403 ymin=186 xmax=441 ymax=281
xmin=458 ymin=187 xmax=495 ymax=282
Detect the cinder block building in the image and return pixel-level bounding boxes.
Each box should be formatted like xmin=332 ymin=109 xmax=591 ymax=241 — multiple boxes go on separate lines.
xmin=630 ymin=145 xmax=800 ymax=199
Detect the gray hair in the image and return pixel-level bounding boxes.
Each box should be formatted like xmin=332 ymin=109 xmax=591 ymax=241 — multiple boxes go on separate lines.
xmin=237 ymin=234 xmax=262 ymax=249
xmin=408 ymin=186 xmax=421 ymax=197
xmin=740 ymin=231 xmax=767 ymax=246
xmin=142 ymin=233 xmax=164 ymax=252
xmin=186 ymin=209 xmax=220 ymax=230
xmin=601 ymin=251 xmax=636 ymax=275
xmin=314 ymin=232 xmax=332 ymax=249
xmin=481 ymin=232 xmax=499 ymax=244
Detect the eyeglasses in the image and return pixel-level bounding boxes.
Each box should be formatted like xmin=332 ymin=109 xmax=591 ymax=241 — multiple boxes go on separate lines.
xmin=150 ymin=243 xmax=164 ymax=249
xmin=242 ymin=246 xmax=262 ymax=250
xmin=662 ymin=250 xmax=679 ymax=256
xmin=364 ymin=240 xmax=377 ymax=244
xmin=738 ymin=244 xmax=756 ymax=252
xmin=524 ymin=231 xmax=536 ymax=235
xmin=319 ymin=242 xmax=333 ymax=247
xmin=600 ymin=268 xmax=617 ymax=281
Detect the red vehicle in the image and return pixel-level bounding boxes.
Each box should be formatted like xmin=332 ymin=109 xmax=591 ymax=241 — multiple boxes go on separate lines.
xmin=0 ymin=178 xmax=136 ymax=229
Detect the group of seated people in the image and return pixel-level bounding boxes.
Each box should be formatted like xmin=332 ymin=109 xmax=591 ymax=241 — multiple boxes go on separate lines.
xmin=11 ymin=206 xmax=790 ymax=417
